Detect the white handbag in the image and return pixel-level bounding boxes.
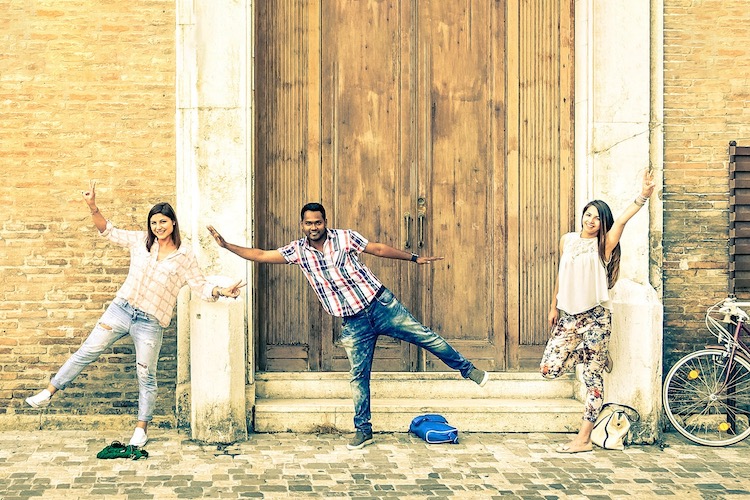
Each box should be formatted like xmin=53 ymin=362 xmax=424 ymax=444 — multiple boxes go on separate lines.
xmin=591 ymin=403 xmax=640 ymax=450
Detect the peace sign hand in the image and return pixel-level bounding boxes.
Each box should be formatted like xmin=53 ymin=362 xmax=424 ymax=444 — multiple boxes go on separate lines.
xmin=222 ymin=280 xmax=246 ymax=298
xmin=82 ymin=180 xmax=97 ymax=208
xmin=640 ymin=170 xmax=656 ymax=199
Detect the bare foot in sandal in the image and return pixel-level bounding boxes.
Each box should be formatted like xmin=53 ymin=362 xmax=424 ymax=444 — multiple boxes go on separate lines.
xmin=555 ymin=441 xmax=593 ymax=454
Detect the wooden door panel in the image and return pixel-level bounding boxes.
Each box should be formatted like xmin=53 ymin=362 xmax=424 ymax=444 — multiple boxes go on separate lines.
xmin=255 ymin=1 xmax=321 ymax=371
xmin=417 ymin=0 xmax=504 ymax=371
xmin=320 ymin=0 xmax=413 ymax=371
xmin=507 ymin=0 xmax=575 ymax=369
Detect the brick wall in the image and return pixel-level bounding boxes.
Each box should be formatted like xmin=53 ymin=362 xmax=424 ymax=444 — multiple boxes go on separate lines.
xmin=663 ymin=1 xmax=750 ymax=368
xmin=0 ymin=1 xmax=177 ymax=426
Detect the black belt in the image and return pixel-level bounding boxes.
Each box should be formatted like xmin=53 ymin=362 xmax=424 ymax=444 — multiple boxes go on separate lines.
xmin=373 ymin=286 xmax=386 ymax=300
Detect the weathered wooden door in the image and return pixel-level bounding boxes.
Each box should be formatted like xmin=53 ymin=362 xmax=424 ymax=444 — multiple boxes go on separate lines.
xmin=317 ymin=0 xmax=414 ymax=371
xmin=409 ymin=1 xmax=505 ymax=371
xmin=255 ymin=0 xmax=573 ymax=372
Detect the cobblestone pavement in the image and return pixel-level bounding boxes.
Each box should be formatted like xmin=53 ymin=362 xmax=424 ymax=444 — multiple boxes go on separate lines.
xmin=0 ymin=429 xmax=748 ymax=500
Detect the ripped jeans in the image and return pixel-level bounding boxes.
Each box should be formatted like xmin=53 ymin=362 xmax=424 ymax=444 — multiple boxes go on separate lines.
xmin=51 ymin=298 xmax=164 ymax=422
xmin=340 ymin=288 xmax=475 ymax=434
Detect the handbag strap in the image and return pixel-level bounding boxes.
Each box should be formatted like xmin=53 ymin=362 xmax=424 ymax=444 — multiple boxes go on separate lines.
xmin=600 ymin=402 xmax=641 ymax=422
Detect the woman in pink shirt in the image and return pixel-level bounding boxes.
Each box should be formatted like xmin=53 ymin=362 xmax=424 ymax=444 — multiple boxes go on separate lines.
xmin=25 ymin=181 xmax=243 ymax=448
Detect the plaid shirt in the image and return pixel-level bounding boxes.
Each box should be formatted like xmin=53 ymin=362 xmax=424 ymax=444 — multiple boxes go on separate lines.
xmin=101 ymin=222 xmax=217 ymax=327
xmin=278 ymin=229 xmax=383 ymax=317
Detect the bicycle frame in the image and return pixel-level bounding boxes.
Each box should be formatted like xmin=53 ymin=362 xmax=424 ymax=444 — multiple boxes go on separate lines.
xmin=725 ymin=320 xmax=750 ymax=387
xmin=706 ymin=298 xmax=750 ymax=378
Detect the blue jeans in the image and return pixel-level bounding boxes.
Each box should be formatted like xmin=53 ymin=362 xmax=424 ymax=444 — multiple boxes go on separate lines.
xmin=51 ymin=298 xmax=164 ymax=422
xmin=340 ymin=288 xmax=475 ymax=433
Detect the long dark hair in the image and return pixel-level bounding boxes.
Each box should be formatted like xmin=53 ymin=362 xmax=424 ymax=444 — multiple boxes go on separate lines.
xmin=582 ymin=200 xmax=620 ymax=289
xmin=146 ymin=202 xmax=181 ymax=251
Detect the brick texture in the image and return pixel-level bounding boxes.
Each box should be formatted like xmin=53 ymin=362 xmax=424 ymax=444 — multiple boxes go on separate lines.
xmin=663 ymin=2 xmax=750 ymax=368
xmin=0 ymin=1 xmax=177 ymax=424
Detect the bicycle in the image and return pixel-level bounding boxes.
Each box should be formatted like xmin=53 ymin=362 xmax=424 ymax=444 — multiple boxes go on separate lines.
xmin=663 ymin=296 xmax=750 ymax=446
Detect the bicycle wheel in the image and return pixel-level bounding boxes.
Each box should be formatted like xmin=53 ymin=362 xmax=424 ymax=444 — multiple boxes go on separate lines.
xmin=663 ymin=349 xmax=750 ymax=446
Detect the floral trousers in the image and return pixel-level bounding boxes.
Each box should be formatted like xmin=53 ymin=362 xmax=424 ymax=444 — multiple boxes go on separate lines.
xmin=540 ymin=304 xmax=611 ymax=422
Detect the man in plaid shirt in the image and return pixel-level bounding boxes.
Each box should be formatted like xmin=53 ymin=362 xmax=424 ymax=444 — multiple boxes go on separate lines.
xmin=208 ymin=202 xmax=489 ymax=449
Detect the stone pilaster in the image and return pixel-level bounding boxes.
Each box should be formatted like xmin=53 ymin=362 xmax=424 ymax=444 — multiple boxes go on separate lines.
xmin=574 ymin=0 xmax=664 ymax=442
xmin=175 ymin=0 xmax=254 ymax=442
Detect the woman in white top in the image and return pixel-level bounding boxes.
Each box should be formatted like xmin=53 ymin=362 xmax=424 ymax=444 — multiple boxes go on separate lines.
xmin=25 ymin=181 xmax=243 ymax=448
xmin=541 ymin=171 xmax=655 ymax=453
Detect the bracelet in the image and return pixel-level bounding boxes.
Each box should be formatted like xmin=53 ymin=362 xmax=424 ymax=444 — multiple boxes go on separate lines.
xmin=90 ymin=207 xmax=99 ymax=215
xmin=634 ymin=195 xmax=648 ymax=206
xmin=410 ymin=253 xmax=419 ymax=263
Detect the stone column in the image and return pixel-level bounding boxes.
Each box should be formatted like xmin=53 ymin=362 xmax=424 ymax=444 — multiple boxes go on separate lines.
xmin=175 ymin=0 xmax=254 ymax=442
xmin=574 ymin=0 xmax=664 ymax=443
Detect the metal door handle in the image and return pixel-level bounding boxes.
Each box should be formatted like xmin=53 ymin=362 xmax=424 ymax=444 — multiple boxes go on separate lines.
xmin=417 ymin=213 xmax=425 ymax=248
xmin=404 ymin=213 xmax=412 ymax=248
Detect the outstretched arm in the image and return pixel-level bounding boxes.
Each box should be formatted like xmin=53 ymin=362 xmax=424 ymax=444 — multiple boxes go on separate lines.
xmin=363 ymin=242 xmax=444 ymax=265
xmin=82 ymin=180 xmax=107 ymax=233
xmin=605 ymin=170 xmax=656 ymax=256
xmin=206 ymin=225 xmax=287 ymax=264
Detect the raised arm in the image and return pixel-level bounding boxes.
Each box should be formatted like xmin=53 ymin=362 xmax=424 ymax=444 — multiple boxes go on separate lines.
xmin=81 ymin=180 xmax=107 ymax=233
xmin=605 ymin=170 xmax=656 ymax=256
xmin=363 ymin=241 xmax=444 ymax=265
xmin=206 ymin=225 xmax=287 ymax=264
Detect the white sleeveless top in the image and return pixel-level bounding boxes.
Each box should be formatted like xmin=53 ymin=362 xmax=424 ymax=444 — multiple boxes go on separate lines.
xmin=556 ymin=232 xmax=611 ymax=315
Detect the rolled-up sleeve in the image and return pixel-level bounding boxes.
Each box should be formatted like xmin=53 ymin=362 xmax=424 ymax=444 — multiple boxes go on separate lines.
xmin=278 ymin=241 xmax=300 ymax=265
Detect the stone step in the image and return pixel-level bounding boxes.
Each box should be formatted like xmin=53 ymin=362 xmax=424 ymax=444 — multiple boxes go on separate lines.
xmin=255 ymin=371 xmax=575 ymax=400
xmin=253 ymin=372 xmax=582 ymax=433
xmin=254 ymin=397 xmax=584 ymax=433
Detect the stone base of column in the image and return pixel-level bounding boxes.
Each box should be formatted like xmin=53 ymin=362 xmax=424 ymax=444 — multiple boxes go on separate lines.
xmin=609 ymin=279 xmax=663 ymax=444
xmin=189 ymin=298 xmax=247 ymax=443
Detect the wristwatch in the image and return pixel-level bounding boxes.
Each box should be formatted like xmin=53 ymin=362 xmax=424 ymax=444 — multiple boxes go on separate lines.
xmin=410 ymin=253 xmax=419 ymax=263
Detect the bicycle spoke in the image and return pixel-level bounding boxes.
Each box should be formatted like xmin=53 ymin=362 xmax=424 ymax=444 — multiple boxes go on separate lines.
xmin=664 ymin=349 xmax=750 ymax=446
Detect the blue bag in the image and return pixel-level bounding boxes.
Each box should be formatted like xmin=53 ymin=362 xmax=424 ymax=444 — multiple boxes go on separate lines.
xmin=409 ymin=414 xmax=459 ymax=444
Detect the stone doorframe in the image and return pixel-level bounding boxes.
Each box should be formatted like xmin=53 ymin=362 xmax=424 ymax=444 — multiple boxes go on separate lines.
xmin=174 ymin=0 xmax=664 ymax=443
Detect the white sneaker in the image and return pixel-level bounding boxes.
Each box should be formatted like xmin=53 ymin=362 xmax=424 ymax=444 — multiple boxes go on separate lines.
xmin=26 ymin=389 xmax=52 ymax=408
xmin=129 ymin=427 xmax=148 ymax=447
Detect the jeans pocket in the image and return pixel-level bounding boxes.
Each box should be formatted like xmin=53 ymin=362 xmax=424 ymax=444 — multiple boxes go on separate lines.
xmin=375 ymin=288 xmax=394 ymax=306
